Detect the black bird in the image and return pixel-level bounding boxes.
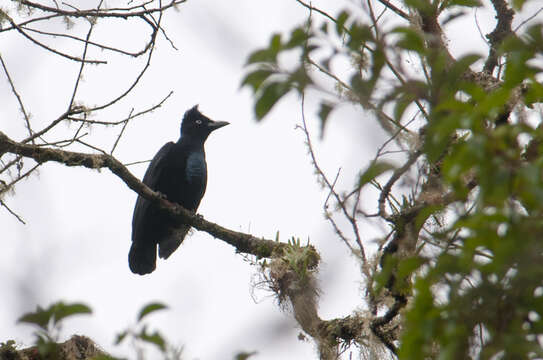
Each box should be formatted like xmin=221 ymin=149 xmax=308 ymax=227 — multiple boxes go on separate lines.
xmin=129 ymin=105 xmax=229 ymax=275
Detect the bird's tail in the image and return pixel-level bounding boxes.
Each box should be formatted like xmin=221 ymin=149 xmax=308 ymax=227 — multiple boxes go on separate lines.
xmin=158 ymin=225 xmax=190 ymax=260
xmin=128 ymin=240 xmax=157 ymax=275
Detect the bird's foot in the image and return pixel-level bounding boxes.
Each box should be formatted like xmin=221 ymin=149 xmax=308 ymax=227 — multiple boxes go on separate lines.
xmin=156 ymin=191 xmax=168 ymax=200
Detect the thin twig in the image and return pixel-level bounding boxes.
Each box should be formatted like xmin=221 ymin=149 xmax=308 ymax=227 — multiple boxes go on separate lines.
xmin=0 ymin=156 xmax=22 ymax=176
xmin=375 ymin=0 xmax=409 ymax=21
xmin=300 ymin=93 xmax=368 ymax=266
xmin=75 ymin=139 xmax=109 ymax=154
xmin=323 ymin=169 xmax=359 ymax=255
xmin=68 ymin=19 xmax=95 ymax=112
xmin=86 ymin=16 xmax=159 ymax=112
xmin=17 ymin=0 xmax=186 ymax=19
xmin=110 ymin=109 xmax=133 ymax=155
xmin=68 ymin=91 xmax=174 ymax=125
xmin=124 ymin=159 xmax=152 ymax=167
xmin=5 ymin=16 xmax=106 ymax=64
xmin=0 ymin=14 xmax=61 ymax=33
xmin=378 ymin=150 xmax=422 ymax=219
xmin=20 ymin=26 xmax=151 ymax=57
xmin=0 ymin=55 xmax=34 ymax=142
xmin=0 ymin=199 xmax=26 ymax=224
xmin=1 ymin=163 xmax=41 ymax=196
xmin=514 ymin=5 xmax=543 ymax=31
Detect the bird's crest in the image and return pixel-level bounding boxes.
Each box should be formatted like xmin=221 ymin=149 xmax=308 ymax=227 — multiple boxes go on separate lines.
xmin=184 ymin=104 xmax=201 ymax=121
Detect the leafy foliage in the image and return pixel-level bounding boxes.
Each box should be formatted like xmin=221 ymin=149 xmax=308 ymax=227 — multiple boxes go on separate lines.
xmin=18 ymin=302 xmax=92 ymax=331
xmin=116 ymin=301 xmax=173 ymax=355
xmin=17 ymin=301 xmax=180 ymax=359
xmin=18 ymin=302 xmax=92 ymax=358
xmin=243 ymin=1 xmax=543 ymax=359
xmin=137 ymin=302 xmax=169 ymax=322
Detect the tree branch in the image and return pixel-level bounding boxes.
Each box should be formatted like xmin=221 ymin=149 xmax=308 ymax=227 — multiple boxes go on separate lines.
xmin=17 ymin=0 xmax=186 ymax=19
xmin=483 ymin=0 xmax=514 ymax=74
xmin=0 ymin=131 xmax=291 ymax=259
xmin=378 ymin=150 xmax=422 ymax=219
xmin=0 ymin=55 xmax=34 ymax=142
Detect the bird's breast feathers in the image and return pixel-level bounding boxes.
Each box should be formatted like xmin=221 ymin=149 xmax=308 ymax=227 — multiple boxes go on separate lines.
xmin=185 ymin=151 xmax=206 ymax=184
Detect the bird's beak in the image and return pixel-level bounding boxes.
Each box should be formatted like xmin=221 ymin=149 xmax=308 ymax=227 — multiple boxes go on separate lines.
xmin=208 ymin=120 xmax=230 ymax=131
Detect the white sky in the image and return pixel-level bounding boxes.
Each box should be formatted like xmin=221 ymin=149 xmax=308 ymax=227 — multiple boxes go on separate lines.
xmin=1 ymin=0 xmax=541 ymax=359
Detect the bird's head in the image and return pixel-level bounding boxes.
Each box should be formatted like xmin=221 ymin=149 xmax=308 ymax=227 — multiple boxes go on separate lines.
xmin=180 ymin=105 xmax=229 ymax=141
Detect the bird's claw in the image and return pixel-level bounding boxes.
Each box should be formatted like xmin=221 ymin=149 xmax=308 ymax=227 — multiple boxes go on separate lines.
xmin=156 ymin=191 xmax=168 ymax=200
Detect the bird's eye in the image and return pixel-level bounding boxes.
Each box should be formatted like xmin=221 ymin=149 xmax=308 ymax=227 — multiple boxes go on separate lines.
xmin=195 ymin=119 xmax=203 ymax=125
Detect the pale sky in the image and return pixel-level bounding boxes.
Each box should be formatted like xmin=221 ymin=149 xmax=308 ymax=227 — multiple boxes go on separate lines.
xmin=1 ymin=0 xmax=539 ymax=359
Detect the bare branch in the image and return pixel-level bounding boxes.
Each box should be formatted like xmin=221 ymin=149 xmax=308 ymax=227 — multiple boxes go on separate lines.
xmin=68 ymin=20 xmax=95 ymax=111
xmin=0 ymin=131 xmax=293 ymax=260
xmin=110 ymin=109 xmax=132 ymax=155
xmin=0 ymin=14 xmax=61 ymax=33
xmin=370 ymin=295 xmax=407 ymax=355
xmin=17 ymin=0 xmax=186 ymax=20
xmin=68 ymin=91 xmax=174 ymax=126
xmin=0 ymin=162 xmax=41 ymax=197
xmin=20 ymin=25 xmax=151 ymax=57
xmin=0 ymin=54 xmax=34 ymax=142
xmin=483 ymin=0 xmax=514 ymax=74
xmin=0 ymin=199 xmax=26 ymax=224
xmin=514 ymin=5 xmax=543 ymax=31
xmin=375 ymin=0 xmax=409 ymax=21
xmin=4 ymin=15 xmax=106 ymax=64
xmin=0 ymin=156 xmax=23 ymax=176
xmin=378 ymin=150 xmax=422 ymax=219
xmin=299 ymin=94 xmax=368 ymax=265
xmin=86 ymin=18 xmax=159 ymax=112
xmin=123 ymin=159 xmax=152 ymax=167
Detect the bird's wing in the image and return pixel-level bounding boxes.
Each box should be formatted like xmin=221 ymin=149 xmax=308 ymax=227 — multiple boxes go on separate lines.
xmin=129 ymin=142 xmax=176 ymax=275
xmin=131 ymin=141 xmax=175 ymax=235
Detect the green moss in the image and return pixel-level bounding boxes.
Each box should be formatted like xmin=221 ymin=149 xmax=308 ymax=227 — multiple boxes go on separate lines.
xmin=0 ymin=340 xmax=19 ymax=360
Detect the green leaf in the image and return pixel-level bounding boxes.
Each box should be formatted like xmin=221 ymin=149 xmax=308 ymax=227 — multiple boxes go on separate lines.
xmin=443 ymin=0 xmax=481 ymax=7
xmin=285 ymin=27 xmax=307 ymax=49
xmin=393 ymin=27 xmax=426 ymax=54
xmin=404 ymin=0 xmax=434 ymax=14
xmin=512 ymin=0 xmax=528 ymax=10
xmin=440 ymin=11 xmax=467 ymax=25
xmin=335 ymin=10 xmax=349 ymax=35
xmin=357 ymin=161 xmax=396 ymax=189
xmin=138 ymin=328 xmax=167 ymax=352
xmin=347 ymin=23 xmax=372 ymax=51
xmin=525 ymin=81 xmax=543 ymax=107
xmin=270 ymin=33 xmax=282 ymax=53
xmin=397 ymin=256 xmax=425 ymax=279
xmin=52 ymin=302 xmax=91 ymax=325
xmin=254 ymin=81 xmax=291 ymax=120
xmin=241 ymin=69 xmax=274 ymax=93
xmin=91 ymin=355 xmax=121 ymax=360
xmin=288 ymin=66 xmax=311 ymax=90
xmin=235 ymin=351 xmax=258 ymax=360
xmin=247 ymin=49 xmax=275 ymax=64
xmin=246 ymin=33 xmax=283 ymax=64
xmin=318 ymin=102 xmax=334 ymax=137
xmin=115 ymin=331 xmax=128 ymax=345
xmin=36 ymin=334 xmax=58 ymax=357
xmin=137 ymin=302 xmax=168 ymax=322
xmin=445 ymin=53 xmax=481 ymax=86
xmin=415 ymin=205 xmax=444 ymax=230
xmin=18 ymin=302 xmax=91 ymax=330
xmin=18 ymin=306 xmax=53 ymax=330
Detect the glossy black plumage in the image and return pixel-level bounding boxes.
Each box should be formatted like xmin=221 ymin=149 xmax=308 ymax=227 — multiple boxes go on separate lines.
xmin=129 ymin=105 xmax=229 ymax=275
